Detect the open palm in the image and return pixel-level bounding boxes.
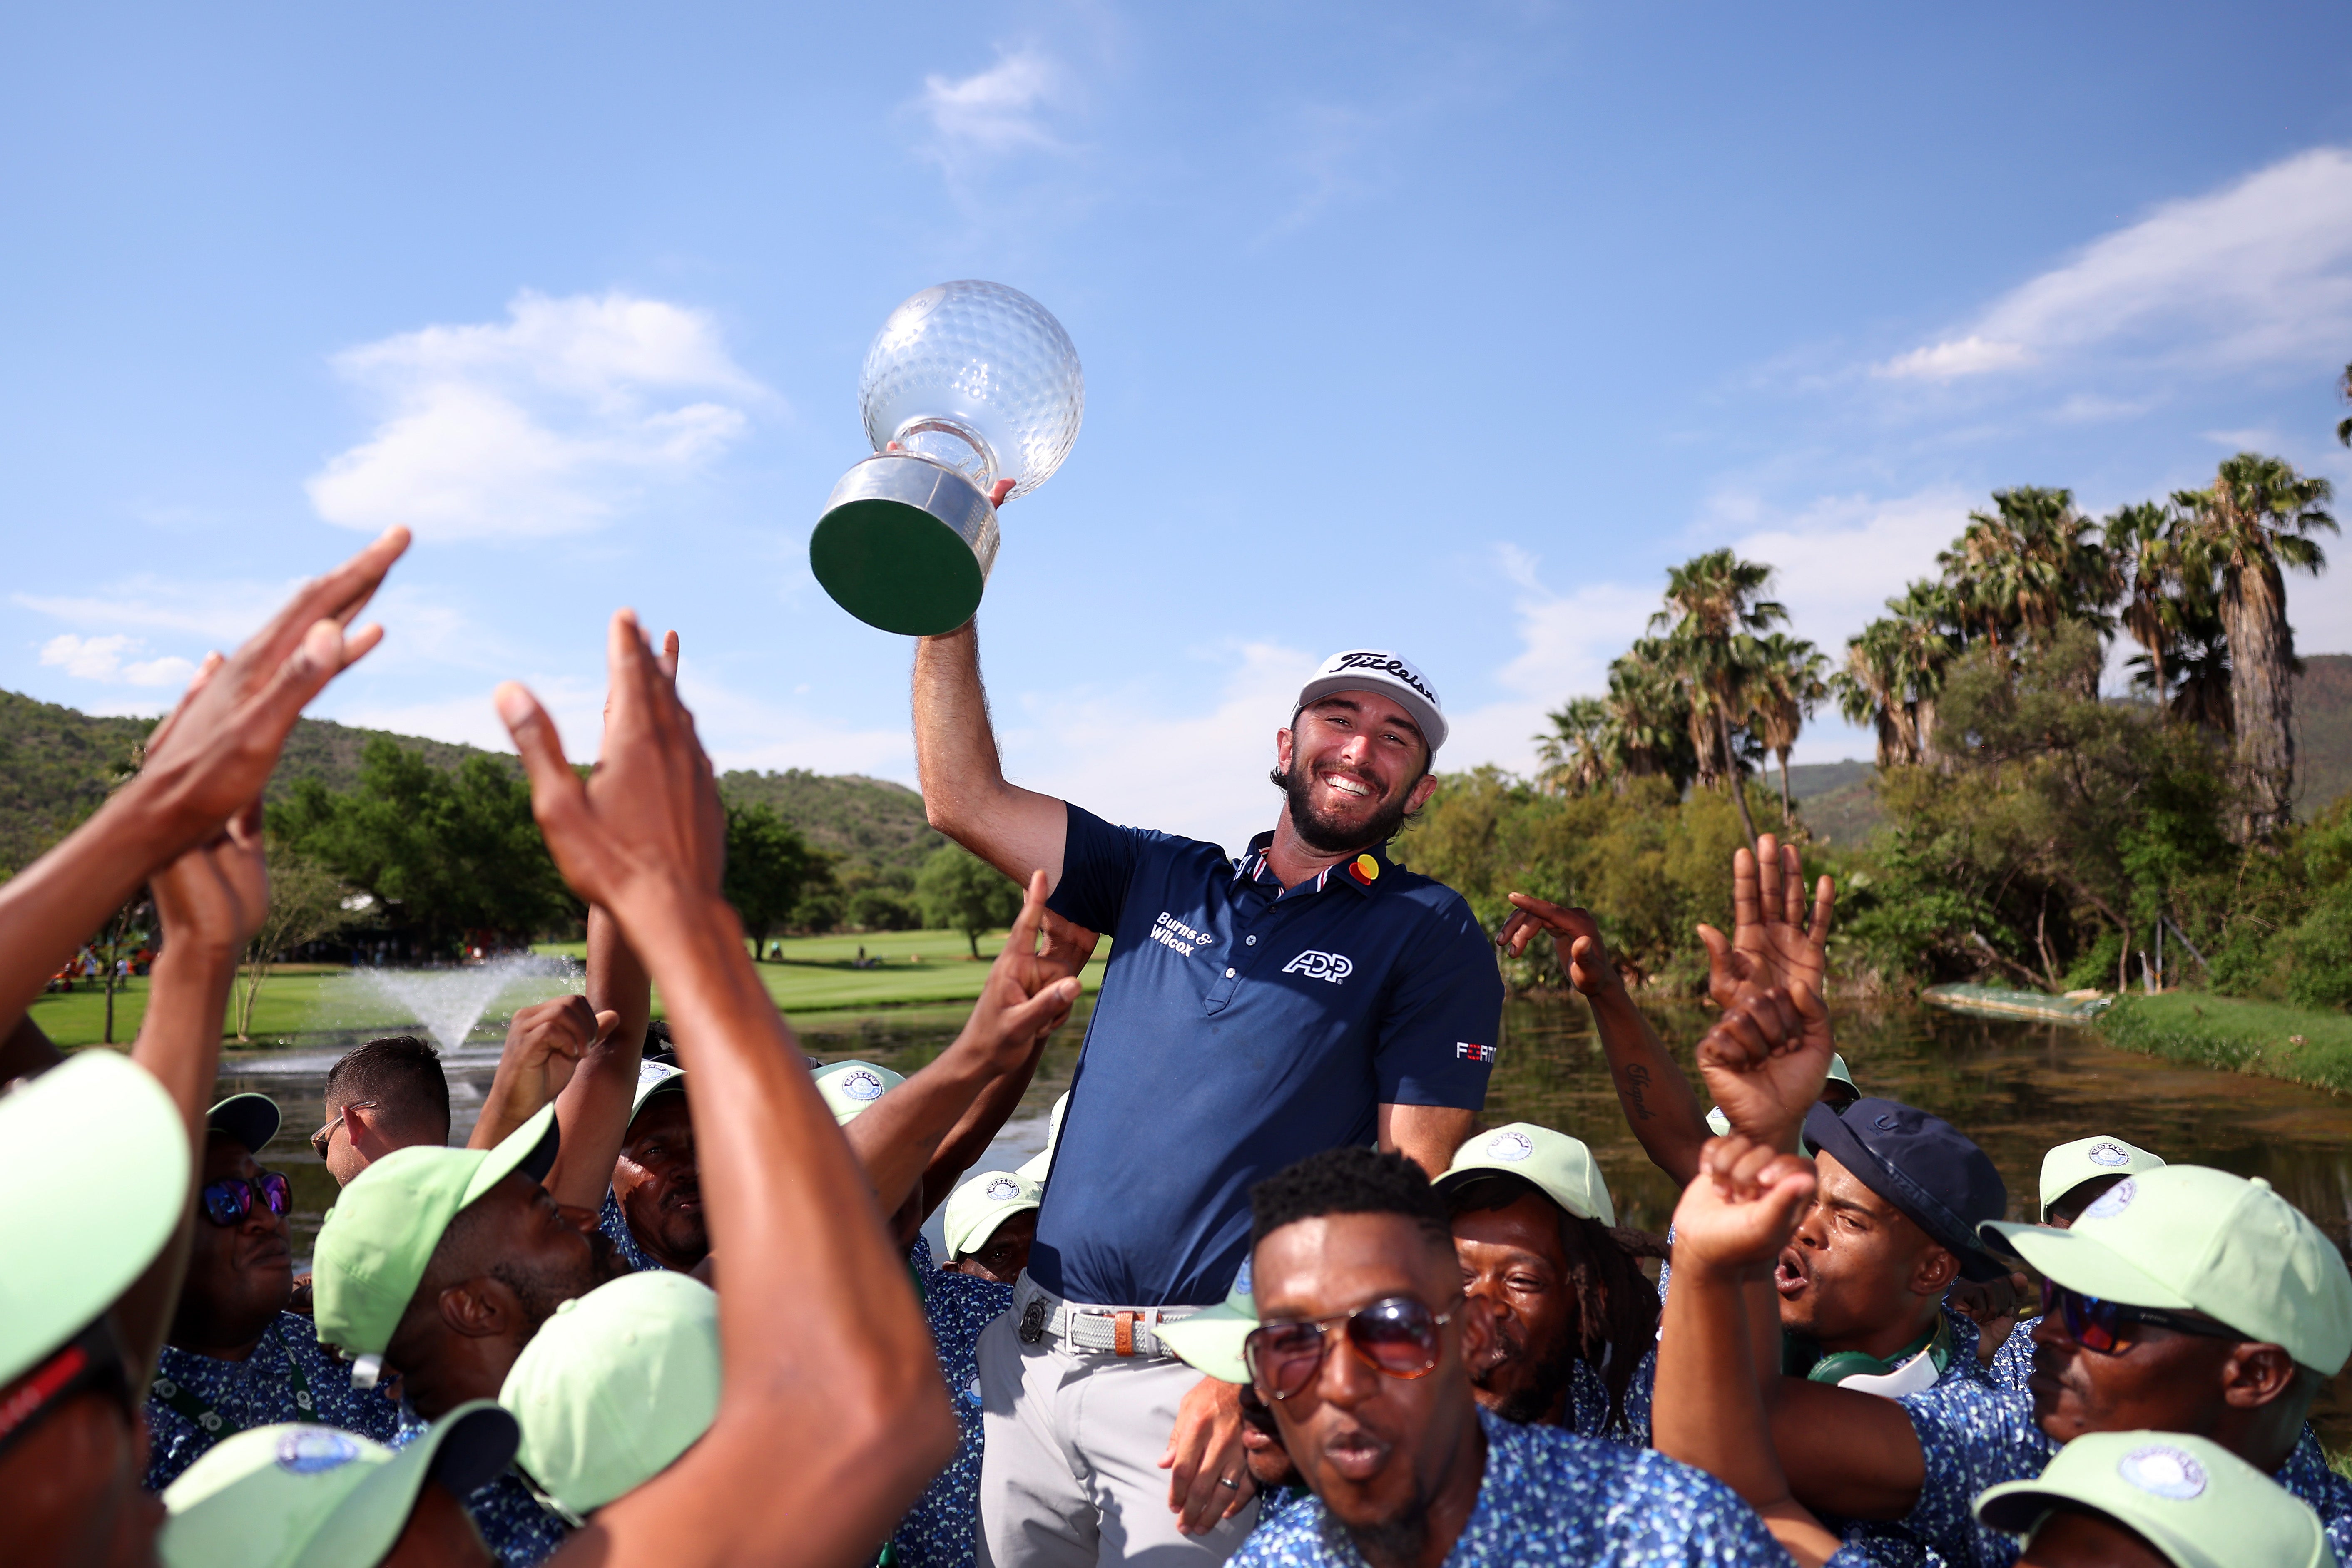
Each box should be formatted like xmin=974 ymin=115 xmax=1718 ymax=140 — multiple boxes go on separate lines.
xmin=1698 ymin=835 xmax=1834 ymax=1051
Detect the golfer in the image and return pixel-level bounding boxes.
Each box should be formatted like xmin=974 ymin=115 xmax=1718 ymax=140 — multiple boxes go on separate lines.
xmin=913 ymin=626 xmax=1503 ymax=1567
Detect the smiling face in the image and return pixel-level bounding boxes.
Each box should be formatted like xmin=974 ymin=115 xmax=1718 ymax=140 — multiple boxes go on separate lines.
xmin=1252 ymin=1212 xmax=1489 ymax=1558
xmin=170 ymin=1132 xmax=295 ymax=1354
xmin=614 ymin=1095 xmax=707 ymax=1272
xmin=1774 ymin=1151 xmax=1955 ymax=1359
xmin=1451 ymin=1190 xmax=1580 ymax=1426
xmin=1272 ymin=692 xmax=1440 ymax=855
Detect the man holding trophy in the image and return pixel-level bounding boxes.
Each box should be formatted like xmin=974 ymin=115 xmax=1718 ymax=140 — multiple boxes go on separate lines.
xmin=818 ymin=282 xmax=1503 ymax=1568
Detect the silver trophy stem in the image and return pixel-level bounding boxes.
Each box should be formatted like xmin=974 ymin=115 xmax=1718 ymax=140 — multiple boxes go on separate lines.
xmin=809 ymin=453 xmax=1001 ymax=636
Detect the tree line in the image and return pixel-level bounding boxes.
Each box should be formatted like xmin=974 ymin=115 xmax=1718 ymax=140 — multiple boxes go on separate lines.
xmin=1402 ymin=441 xmax=2350 ymax=1011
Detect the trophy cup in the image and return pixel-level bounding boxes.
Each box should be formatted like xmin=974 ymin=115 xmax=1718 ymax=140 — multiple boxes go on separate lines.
xmin=810 ymin=280 xmax=1084 ymax=635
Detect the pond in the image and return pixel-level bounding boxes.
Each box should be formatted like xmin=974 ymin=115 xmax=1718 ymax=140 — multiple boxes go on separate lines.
xmin=214 ymin=992 xmax=2352 ymax=1447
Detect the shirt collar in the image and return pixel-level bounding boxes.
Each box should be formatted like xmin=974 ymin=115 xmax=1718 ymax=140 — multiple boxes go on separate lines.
xmin=1233 ymin=834 xmax=1393 ymax=898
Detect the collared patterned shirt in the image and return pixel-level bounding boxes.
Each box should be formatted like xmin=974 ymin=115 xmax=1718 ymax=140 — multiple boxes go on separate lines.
xmin=1565 ymin=1344 xmax=1656 ymax=1447
xmin=1231 ymin=1406 xmax=1780 ymax=1568
xmin=889 ymin=1234 xmax=1014 ymax=1568
xmin=144 ymin=1312 xmax=403 ymax=1491
xmin=393 ymin=1403 xmax=570 ymax=1568
xmin=1981 ymin=1319 xmax=2033 ymax=1392
xmin=597 ymin=1188 xmax=668 ymax=1275
xmin=1893 ymin=1376 xmax=2352 ymax=1566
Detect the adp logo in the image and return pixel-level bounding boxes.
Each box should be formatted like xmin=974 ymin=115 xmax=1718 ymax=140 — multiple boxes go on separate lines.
xmin=1282 ymin=950 xmax=1354 ymax=984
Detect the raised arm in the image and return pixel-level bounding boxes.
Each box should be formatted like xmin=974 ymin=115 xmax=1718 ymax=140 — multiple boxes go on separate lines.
xmin=470 ymin=995 xmax=617 ymax=1155
xmin=0 ymin=529 xmax=405 ymax=1026
xmin=1497 ymin=895 xmax=1710 ymax=1185
xmin=506 ymin=611 xmax=954 ymax=1568
xmin=913 ymin=622 xmax=1068 ymax=889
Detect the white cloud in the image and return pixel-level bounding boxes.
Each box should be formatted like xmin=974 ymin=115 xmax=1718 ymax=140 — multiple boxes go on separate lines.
xmin=1875 ymin=145 xmax=2352 ymax=381
xmin=1726 ymin=486 xmax=1974 ymax=654
xmin=38 ymin=633 xmax=197 ymax=688
xmin=16 ymin=575 xmax=294 ymax=644
xmin=307 ymin=291 xmax=761 ymax=542
xmin=916 ymin=48 xmax=1064 ymax=165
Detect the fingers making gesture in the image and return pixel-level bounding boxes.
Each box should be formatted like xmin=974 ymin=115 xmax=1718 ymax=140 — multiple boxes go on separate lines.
xmin=1698 ymin=833 xmax=1834 ymax=1012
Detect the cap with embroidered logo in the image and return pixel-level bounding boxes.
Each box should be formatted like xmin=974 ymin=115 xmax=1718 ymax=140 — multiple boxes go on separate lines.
xmin=500 ymin=1271 xmax=720 ymax=1522
xmin=2038 ymin=1134 xmax=2165 ymax=1219
xmin=1807 ymin=1098 xmax=2010 ymax=1283
xmin=0 ymin=1050 xmax=190 ymax=1392
xmin=1159 ymin=1258 xmax=1259 ymax=1385
xmin=813 ymin=1059 xmax=904 ymax=1124
xmin=1982 ymin=1163 xmax=2352 ymax=1375
xmin=1431 ymin=1122 xmax=1616 ymax=1228
xmin=629 ymin=1059 xmax=686 ymax=1125
xmin=1294 ymin=649 xmax=1448 ymax=756
xmin=944 ymin=1170 xmax=1045 ymax=1262
xmin=312 ymin=1103 xmax=561 ymax=1369
xmin=1974 ymin=1430 xmax=2332 ymax=1568
xmin=159 ymin=1402 xmax=519 ymax=1568
xmin=207 ymin=1092 xmax=282 ymax=1155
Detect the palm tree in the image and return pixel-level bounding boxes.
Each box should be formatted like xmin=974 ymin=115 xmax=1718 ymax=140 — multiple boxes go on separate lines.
xmin=1834 ymin=584 xmax=1958 ymax=770
xmin=2337 ymin=362 xmax=2351 ymax=448
xmin=1650 ymin=550 xmax=1786 ymax=848
xmin=1535 ymin=697 xmax=1613 ymax=795
xmin=1939 ymin=487 xmax=2113 ymax=659
xmin=1834 ymin=624 xmax=1910 ymax=769
xmin=2106 ymin=499 xmax=2234 ymax=736
xmin=2178 ymin=453 xmax=2337 ymax=839
xmin=1604 ymin=640 xmax=1699 ymax=790
xmin=1751 ymin=633 xmax=1828 ymax=822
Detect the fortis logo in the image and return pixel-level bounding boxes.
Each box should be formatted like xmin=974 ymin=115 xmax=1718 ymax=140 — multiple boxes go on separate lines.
xmin=1282 ymin=950 xmax=1354 ymax=983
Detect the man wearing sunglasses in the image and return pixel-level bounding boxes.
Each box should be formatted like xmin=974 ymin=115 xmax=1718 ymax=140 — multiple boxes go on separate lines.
xmin=145 ymin=1092 xmax=403 ymax=1490
xmin=1232 ymin=1146 xmax=1780 ymax=1568
xmin=1975 ymin=1136 xmax=2169 ymax=1395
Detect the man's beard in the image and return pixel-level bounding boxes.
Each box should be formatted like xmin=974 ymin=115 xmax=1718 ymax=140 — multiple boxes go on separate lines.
xmin=1270 ymin=755 xmax=1418 ymax=854
xmin=1323 ymin=1491 xmax=1431 ymax=1568
xmin=1474 ymin=1322 xmax=1580 ymax=1426
xmin=498 ymin=1249 xmax=602 ymax=1339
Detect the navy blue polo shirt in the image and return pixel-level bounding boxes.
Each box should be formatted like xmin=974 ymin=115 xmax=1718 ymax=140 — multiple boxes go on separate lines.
xmin=1034 ymin=804 xmax=1503 ymax=1307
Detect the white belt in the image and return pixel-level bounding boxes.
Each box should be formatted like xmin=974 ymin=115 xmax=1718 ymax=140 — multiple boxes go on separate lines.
xmin=1014 ymin=1277 xmax=1201 ymax=1360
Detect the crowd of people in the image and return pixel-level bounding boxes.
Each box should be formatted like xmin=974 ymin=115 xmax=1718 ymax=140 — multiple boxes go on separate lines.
xmin=5 ymin=525 xmax=2350 ymax=1568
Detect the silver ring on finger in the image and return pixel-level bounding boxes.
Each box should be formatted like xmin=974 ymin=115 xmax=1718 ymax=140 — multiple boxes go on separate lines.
xmin=1219 ymin=1475 xmax=1241 ymax=1490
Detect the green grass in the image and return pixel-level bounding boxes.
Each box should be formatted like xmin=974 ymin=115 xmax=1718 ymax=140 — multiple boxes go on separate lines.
xmin=29 ymin=930 xmax=1114 ymax=1049
xmin=2095 ymin=991 xmax=2352 ymax=1096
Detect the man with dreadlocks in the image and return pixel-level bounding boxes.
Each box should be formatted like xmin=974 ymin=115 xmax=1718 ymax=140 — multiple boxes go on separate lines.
xmin=1434 ymin=1124 xmax=1663 ymax=1445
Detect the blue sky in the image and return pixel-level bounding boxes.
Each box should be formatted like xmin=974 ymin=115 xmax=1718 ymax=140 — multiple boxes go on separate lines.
xmin=6 ymin=3 xmax=2350 ymax=850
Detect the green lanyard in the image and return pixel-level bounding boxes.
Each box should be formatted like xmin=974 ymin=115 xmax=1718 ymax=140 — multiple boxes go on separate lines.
xmin=150 ymin=1323 xmax=316 ymax=1438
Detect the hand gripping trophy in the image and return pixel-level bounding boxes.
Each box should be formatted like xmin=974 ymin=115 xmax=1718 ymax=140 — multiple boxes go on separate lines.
xmin=809 ymin=280 xmax=1084 ymax=635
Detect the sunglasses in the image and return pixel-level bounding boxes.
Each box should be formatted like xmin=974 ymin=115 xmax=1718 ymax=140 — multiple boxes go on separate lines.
xmin=310 ymin=1101 xmax=376 ymax=1158
xmin=2042 ymin=1281 xmax=2240 ymax=1355
xmin=1244 ymin=1294 xmax=1459 ymax=1402
xmin=202 ymin=1172 xmax=292 ymax=1228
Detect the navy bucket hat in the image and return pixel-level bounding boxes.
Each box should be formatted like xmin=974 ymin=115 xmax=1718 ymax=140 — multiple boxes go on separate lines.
xmin=1805 ymin=1097 xmax=2010 ymax=1282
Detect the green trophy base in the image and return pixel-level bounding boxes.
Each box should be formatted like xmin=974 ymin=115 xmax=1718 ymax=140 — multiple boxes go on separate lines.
xmin=809 ymin=454 xmax=1001 ymax=636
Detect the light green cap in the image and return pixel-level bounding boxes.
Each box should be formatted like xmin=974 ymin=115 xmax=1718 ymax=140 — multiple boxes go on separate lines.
xmin=1159 ymin=1257 xmax=1257 ymax=1385
xmin=0 ymin=1049 xmax=190 ymax=1387
xmin=943 ymin=1170 xmax=1043 ymax=1261
xmin=1983 ymin=1164 xmax=2352 ymax=1375
xmin=814 ymin=1060 xmax=903 ymax=1124
xmin=500 ymin=1272 xmax=719 ymax=1521
xmin=1433 ymin=1123 xmax=1616 ymax=1227
xmin=629 ymin=1060 xmax=686 ymax=1125
xmin=1974 ymin=1430 xmax=2335 ymax=1568
xmin=2039 ymin=1134 xmax=2165 ymax=1218
xmin=1014 ymin=1092 xmax=1069 ymax=1182
xmin=1707 ymin=1052 xmax=1855 ymax=1136
xmin=160 ymin=1402 xmax=519 ymax=1568
xmin=314 ymin=1103 xmax=560 ymax=1362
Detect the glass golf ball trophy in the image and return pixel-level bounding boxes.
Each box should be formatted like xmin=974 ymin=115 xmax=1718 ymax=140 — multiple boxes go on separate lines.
xmin=809 ymin=280 xmax=1084 ymax=635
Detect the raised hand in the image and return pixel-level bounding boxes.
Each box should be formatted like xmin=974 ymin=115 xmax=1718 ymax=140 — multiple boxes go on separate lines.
xmin=148 ymin=799 xmax=272 ymax=959
xmin=139 ymin=529 xmax=408 ymax=849
xmin=955 ymin=871 xmax=1084 ymax=1071
xmin=1037 ymin=908 xmax=1100 ymax=988
xmin=1697 ymin=834 xmax=1834 ymax=1014
xmin=498 ymin=610 xmax=725 ymax=917
xmin=473 ymin=995 xmax=620 ymax=1152
xmin=1693 ymin=985 xmax=1831 ymax=1152
xmin=1672 ymin=1133 xmax=1818 ymax=1277
xmin=1496 ymin=893 xmax=1623 ymax=996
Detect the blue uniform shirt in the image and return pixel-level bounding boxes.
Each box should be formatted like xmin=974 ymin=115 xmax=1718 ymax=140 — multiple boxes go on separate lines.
xmin=1232 ymin=1406 xmax=1782 ymax=1568
xmin=1893 ymin=1377 xmax=2352 ymax=1567
xmin=144 ymin=1312 xmax=402 ymax=1491
xmin=890 ymin=1235 xmax=1015 ymax=1568
xmin=1565 ymin=1345 xmax=1656 ymax=1447
xmin=393 ymin=1404 xmax=570 ymax=1568
xmin=597 ymin=1188 xmax=669 ymax=1275
xmin=1040 ymin=808 xmax=1502 ymax=1305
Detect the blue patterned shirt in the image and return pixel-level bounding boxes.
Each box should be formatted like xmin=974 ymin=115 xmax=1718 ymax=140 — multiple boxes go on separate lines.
xmin=1565 ymin=1345 xmax=1656 ymax=1447
xmin=598 ymin=1188 xmax=668 ymax=1275
xmin=889 ymin=1234 xmax=1014 ymax=1568
xmin=144 ymin=1312 xmax=402 ymax=1491
xmin=393 ymin=1403 xmax=570 ymax=1568
xmin=1981 ymin=1319 xmax=2033 ymax=1392
xmin=1894 ymin=1377 xmax=2352 ymax=1566
xmin=1232 ymin=1406 xmax=1780 ymax=1567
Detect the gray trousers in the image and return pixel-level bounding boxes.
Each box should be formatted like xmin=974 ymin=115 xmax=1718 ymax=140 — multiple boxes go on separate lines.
xmin=974 ymin=1298 xmax=1259 ymax=1568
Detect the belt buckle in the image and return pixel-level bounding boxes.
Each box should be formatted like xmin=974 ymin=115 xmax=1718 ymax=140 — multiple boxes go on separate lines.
xmin=1019 ymin=1298 xmax=1049 ymax=1345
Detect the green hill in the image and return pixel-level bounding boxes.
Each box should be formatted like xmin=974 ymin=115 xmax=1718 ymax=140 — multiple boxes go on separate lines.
xmin=0 ymin=690 xmax=941 ymax=882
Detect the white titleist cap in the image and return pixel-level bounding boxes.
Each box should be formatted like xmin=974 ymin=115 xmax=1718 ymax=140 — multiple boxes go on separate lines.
xmin=1294 ymin=650 xmax=1447 ymax=756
